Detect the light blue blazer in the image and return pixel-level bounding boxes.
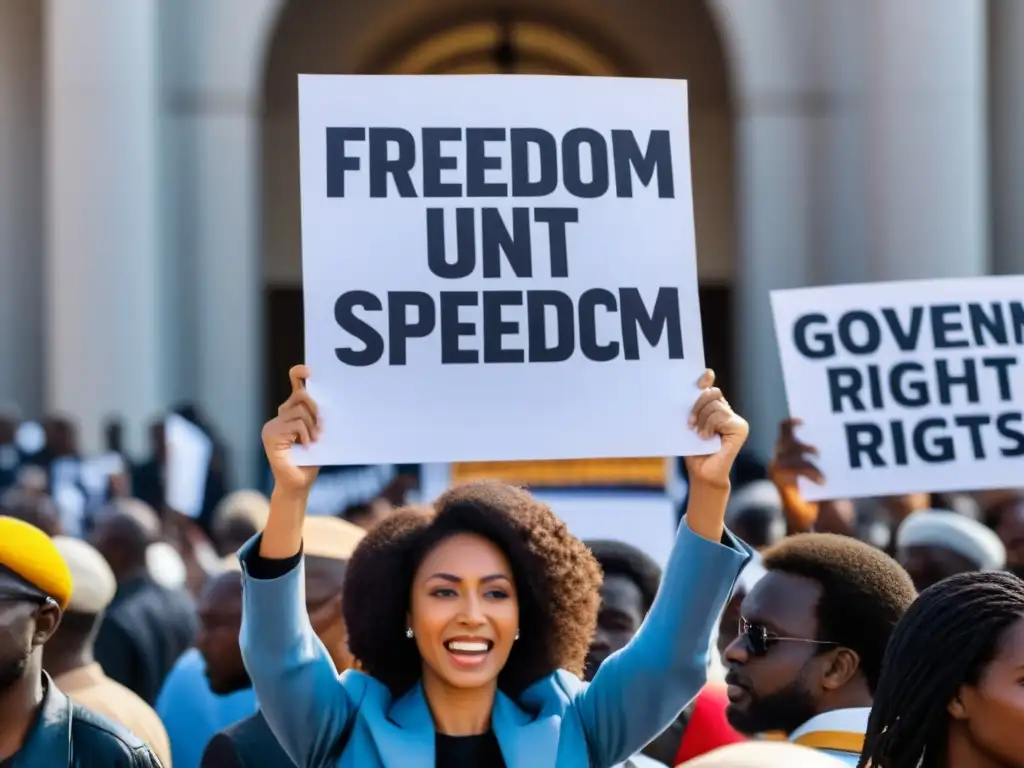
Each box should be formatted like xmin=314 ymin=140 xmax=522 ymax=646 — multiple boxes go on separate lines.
xmin=237 ymin=517 xmax=751 ymax=768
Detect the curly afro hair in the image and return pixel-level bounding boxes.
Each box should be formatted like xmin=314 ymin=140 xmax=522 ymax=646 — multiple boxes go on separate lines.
xmin=761 ymin=533 xmax=917 ymax=692
xmin=342 ymin=481 xmax=602 ymax=698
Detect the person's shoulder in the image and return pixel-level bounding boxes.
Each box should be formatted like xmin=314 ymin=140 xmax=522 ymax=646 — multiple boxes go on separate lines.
xmin=203 ymin=713 xmax=279 ymax=767
xmin=70 ymin=702 xmax=160 ymax=762
xmin=202 ymin=731 xmax=243 ymax=768
xmin=220 ymin=711 xmax=274 ymax=741
xmin=103 ymin=678 xmax=169 ymax=731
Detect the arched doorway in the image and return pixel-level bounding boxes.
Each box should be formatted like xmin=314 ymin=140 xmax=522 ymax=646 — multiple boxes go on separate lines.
xmin=260 ymin=0 xmax=734 ymax=500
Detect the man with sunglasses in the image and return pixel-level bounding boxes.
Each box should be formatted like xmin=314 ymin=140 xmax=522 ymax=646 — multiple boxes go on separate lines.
xmin=722 ymin=533 xmax=916 ymax=766
xmin=0 ymin=516 xmax=161 ymax=766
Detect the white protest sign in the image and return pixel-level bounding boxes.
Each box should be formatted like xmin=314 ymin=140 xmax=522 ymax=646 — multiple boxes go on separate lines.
xmin=164 ymin=414 xmax=213 ymax=518
xmin=295 ymin=74 xmax=716 ymax=466
xmin=771 ymin=276 xmax=1024 ymax=500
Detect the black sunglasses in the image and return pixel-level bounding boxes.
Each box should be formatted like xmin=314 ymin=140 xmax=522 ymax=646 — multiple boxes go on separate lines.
xmin=0 ymin=589 xmax=58 ymax=608
xmin=738 ymin=617 xmax=838 ymax=657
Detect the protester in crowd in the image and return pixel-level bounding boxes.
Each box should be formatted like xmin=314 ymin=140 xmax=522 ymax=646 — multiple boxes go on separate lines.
xmin=44 ymin=536 xmax=173 ymax=766
xmin=339 ymin=496 xmax=395 ymax=531
xmin=160 ymin=508 xmax=223 ymax=595
xmin=39 ymin=415 xmax=78 ymax=465
xmin=0 ymin=516 xmax=162 ymax=766
xmin=584 ymin=538 xmax=747 ymax=767
xmin=209 ymin=491 xmax=271 ymax=557
xmin=984 ymin=493 xmax=1024 ymax=580
xmin=90 ymin=498 xmax=198 ymax=704
xmin=725 ymin=480 xmax=786 ymax=550
xmin=723 ymin=533 xmax=917 ymax=766
xmin=201 ymin=515 xmax=367 ymax=767
xmin=336 ymin=472 xmax=420 ymax=532
xmin=680 ymin=741 xmax=848 ymax=767
xmin=131 ymin=419 xmax=166 ymax=515
xmin=237 ymin=365 xmax=750 ymax=767
xmin=11 ymin=466 xmax=48 ymax=498
xmin=158 ymin=567 xmax=256 ymax=768
xmin=583 ymin=539 xmax=672 ymax=767
xmin=894 ymin=508 xmax=1006 ymax=591
xmin=0 ymin=487 xmax=61 ymax=536
xmin=0 ymin=411 xmax=17 ymax=492
xmin=859 ymin=571 xmax=1024 ymax=768
xmin=583 ymin=539 xmax=663 ymax=684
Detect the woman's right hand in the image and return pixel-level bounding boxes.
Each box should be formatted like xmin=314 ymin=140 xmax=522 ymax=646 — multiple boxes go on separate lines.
xmin=262 ymin=365 xmax=321 ymax=495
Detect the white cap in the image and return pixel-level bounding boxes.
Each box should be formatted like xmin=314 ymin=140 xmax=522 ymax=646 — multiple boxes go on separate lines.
xmin=53 ymin=536 xmax=117 ymax=615
xmin=211 ymin=491 xmax=271 ymax=538
xmin=146 ymin=542 xmax=188 ymax=590
xmin=303 ymin=515 xmax=366 ymax=561
xmin=726 ymin=480 xmax=783 ymax=522
xmin=897 ymin=509 xmax=1007 ymax=571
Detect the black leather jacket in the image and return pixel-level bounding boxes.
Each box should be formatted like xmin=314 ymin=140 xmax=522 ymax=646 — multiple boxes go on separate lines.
xmin=10 ymin=673 xmax=162 ymax=767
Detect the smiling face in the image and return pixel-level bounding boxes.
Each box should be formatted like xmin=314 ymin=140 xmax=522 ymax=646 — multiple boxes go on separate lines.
xmin=409 ymin=533 xmax=519 ymax=692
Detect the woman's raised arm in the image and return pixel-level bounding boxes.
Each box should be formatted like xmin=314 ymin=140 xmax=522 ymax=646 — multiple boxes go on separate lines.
xmin=238 ymin=365 xmax=356 ymax=767
xmin=575 ymin=370 xmax=752 ymax=766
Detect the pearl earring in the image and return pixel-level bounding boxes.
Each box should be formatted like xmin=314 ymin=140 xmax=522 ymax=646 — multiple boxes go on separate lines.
xmin=405 ymin=627 xmax=414 ymax=639
xmin=514 ymin=629 xmax=520 ymax=641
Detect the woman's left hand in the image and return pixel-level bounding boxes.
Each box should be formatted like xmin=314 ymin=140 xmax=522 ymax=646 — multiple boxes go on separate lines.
xmin=684 ymin=369 xmax=749 ymax=490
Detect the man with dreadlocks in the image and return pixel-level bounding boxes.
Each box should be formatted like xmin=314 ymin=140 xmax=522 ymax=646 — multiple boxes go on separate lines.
xmin=858 ymin=570 xmax=1024 ymax=768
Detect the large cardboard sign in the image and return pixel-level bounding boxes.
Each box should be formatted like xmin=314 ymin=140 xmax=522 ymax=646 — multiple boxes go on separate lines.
xmin=295 ymin=74 xmax=714 ymax=465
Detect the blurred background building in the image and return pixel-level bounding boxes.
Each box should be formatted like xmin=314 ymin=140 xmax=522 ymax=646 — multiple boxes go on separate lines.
xmin=0 ymin=0 xmax=1020 ymax=489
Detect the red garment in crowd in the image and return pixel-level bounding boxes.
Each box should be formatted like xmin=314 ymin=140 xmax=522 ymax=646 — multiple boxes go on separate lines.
xmin=673 ymin=683 xmax=747 ymax=765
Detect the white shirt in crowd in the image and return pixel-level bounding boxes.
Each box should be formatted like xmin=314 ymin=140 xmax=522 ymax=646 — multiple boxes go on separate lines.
xmin=789 ymin=707 xmax=870 ymax=767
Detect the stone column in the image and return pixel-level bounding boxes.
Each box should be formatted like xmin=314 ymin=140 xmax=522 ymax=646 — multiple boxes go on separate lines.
xmin=44 ymin=0 xmax=162 ymax=456
xmin=714 ymin=0 xmax=825 ymax=459
xmin=161 ymin=0 xmax=282 ymax=487
xmin=990 ymin=0 xmax=1024 ymax=275
xmin=0 ymin=1 xmax=44 ymax=416
xmin=863 ymin=0 xmax=987 ymax=279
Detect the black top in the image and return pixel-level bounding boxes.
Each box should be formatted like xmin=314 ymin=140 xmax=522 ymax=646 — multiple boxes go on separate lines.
xmin=203 ymin=716 xmax=508 ymax=768
xmin=245 ymin=548 xmax=302 ymax=579
xmin=436 ymin=732 xmax=506 ymax=767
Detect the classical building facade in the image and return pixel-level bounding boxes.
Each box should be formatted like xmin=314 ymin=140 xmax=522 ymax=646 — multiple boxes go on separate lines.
xmin=0 ymin=0 xmax=1018 ymax=486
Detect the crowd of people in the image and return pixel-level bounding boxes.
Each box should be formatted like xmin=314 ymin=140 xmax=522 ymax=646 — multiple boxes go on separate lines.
xmin=0 ymin=365 xmax=1022 ymax=767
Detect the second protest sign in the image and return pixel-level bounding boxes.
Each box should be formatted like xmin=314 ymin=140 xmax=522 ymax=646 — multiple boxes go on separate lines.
xmin=772 ymin=276 xmax=1024 ymax=500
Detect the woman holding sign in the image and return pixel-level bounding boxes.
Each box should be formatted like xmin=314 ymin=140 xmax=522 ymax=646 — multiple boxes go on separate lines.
xmin=237 ymin=364 xmax=751 ymax=768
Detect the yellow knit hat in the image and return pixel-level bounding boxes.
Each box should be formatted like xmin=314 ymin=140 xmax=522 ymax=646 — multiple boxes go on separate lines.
xmin=0 ymin=516 xmax=74 ymax=610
